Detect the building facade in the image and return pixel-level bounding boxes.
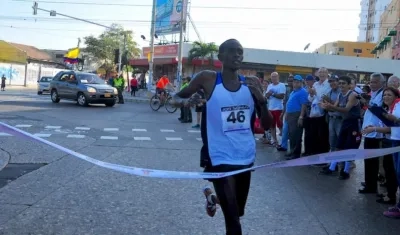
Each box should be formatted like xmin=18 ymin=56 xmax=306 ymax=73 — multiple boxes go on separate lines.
xmin=130 ymin=43 xmax=400 ymax=85
xmin=392 ymin=22 xmax=400 ymax=59
xmin=366 ymin=0 xmax=391 ymax=43
xmin=358 ymin=0 xmax=369 ymax=41
xmin=314 ymin=41 xmax=376 ymax=58
xmin=373 ymin=0 xmax=400 ymax=59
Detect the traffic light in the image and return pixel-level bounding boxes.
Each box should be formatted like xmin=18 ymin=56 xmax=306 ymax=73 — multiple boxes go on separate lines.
xmin=114 ymin=49 xmax=120 ymax=64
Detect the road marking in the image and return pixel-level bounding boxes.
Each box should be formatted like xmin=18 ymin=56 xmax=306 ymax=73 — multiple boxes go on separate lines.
xmin=134 ymin=137 xmax=151 ymax=141
xmin=104 ymin=128 xmax=119 ymax=131
xmin=196 ymin=138 xmax=202 ymax=141
xmin=45 ymin=126 xmax=61 ymax=129
xmin=75 ymin=127 xmax=91 ymax=130
xmin=132 ymin=128 xmax=147 ymax=132
xmin=166 ymin=137 xmax=183 ymax=141
xmin=67 ymin=134 xmax=85 ymax=139
xmin=34 ymin=133 xmax=51 ymax=138
xmin=0 ymin=132 xmax=12 ymax=136
xmin=15 ymin=124 xmax=32 ymax=128
xmin=188 ymin=130 xmax=200 ymax=133
xmin=160 ymin=129 xmax=175 ymax=132
xmin=100 ymin=136 xmax=118 ymax=140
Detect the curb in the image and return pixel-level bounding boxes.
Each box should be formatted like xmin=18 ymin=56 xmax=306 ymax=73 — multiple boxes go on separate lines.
xmin=124 ymin=98 xmax=150 ymax=104
xmin=0 ymin=149 xmax=10 ymax=172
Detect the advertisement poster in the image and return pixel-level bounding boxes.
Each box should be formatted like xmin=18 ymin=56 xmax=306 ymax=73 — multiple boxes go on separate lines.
xmin=155 ymin=0 xmax=188 ymax=35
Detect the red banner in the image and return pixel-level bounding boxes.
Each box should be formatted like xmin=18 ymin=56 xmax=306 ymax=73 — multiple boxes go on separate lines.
xmin=142 ymin=45 xmax=178 ymax=57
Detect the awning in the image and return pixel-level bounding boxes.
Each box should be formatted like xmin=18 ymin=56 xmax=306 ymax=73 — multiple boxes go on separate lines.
xmin=388 ymin=29 xmax=397 ymax=36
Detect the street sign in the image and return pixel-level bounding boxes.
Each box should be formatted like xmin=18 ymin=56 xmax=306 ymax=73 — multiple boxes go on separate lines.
xmin=32 ymin=2 xmax=38 ymax=15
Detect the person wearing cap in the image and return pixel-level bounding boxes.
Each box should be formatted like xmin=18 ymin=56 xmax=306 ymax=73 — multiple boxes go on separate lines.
xmin=302 ymin=74 xmax=316 ymax=156
xmin=284 ymin=75 xmax=308 ymax=159
xmin=321 ymin=75 xmax=342 ymax=153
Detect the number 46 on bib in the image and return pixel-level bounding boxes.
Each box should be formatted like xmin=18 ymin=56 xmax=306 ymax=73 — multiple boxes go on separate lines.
xmin=221 ymin=105 xmax=251 ymax=133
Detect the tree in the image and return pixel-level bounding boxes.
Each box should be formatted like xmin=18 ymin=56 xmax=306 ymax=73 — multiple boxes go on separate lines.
xmin=187 ymin=41 xmax=218 ymax=74
xmin=84 ymin=23 xmax=141 ymax=75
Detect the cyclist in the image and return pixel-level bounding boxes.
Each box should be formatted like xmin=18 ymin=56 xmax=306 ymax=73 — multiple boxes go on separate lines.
xmin=156 ymin=75 xmax=171 ymax=103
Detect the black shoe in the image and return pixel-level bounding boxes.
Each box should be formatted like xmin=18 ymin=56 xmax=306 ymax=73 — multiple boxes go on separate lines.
xmin=276 ymin=146 xmax=287 ymax=152
xmin=376 ymin=197 xmax=397 ymax=205
xmin=358 ymin=187 xmax=376 ymax=194
xmin=338 ymin=171 xmax=350 ymax=180
xmin=319 ymin=167 xmax=334 ymax=175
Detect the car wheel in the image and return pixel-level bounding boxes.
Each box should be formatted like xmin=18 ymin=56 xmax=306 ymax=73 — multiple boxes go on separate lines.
xmin=38 ymin=91 xmax=43 ymax=95
xmin=77 ymin=92 xmax=89 ymax=106
xmin=51 ymin=90 xmax=60 ymax=103
xmin=105 ymin=100 xmax=116 ymax=107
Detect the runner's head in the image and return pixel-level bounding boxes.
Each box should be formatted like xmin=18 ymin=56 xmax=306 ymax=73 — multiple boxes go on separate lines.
xmin=218 ymin=39 xmax=243 ymax=71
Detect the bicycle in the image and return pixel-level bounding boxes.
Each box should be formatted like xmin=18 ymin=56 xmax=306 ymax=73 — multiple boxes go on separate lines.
xmin=149 ymin=89 xmax=178 ymax=113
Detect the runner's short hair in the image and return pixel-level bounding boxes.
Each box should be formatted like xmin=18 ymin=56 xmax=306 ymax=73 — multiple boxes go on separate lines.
xmin=219 ymin=39 xmax=241 ymax=54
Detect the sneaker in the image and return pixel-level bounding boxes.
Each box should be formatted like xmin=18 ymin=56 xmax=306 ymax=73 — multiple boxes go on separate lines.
xmin=338 ymin=171 xmax=350 ymax=180
xmin=203 ymin=186 xmax=218 ymax=217
xmin=383 ymin=206 xmax=400 ymax=218
xmin=319 ymin=167 xmax=334 ymax=175
xmin=192 ymin=124 xmax=200 ymax=128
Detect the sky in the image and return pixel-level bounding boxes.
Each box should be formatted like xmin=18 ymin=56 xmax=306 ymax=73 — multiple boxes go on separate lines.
xmin=0 ymin=0 xmax=362 ymax=53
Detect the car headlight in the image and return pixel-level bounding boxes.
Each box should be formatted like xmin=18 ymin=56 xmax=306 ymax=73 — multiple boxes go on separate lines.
xmin=87 ymin=87 xmax=97 ymax=93
xmin=113 ymin=88 xmax=118 ymax=94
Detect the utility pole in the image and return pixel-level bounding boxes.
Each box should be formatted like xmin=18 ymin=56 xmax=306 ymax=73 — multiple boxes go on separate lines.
xmin=118 ymin=33 xmax=126 ymax=75
xmin=176 ymin=0 xmax=186 ymax=91
xmin=148 ymin=0 xmax=157 ymax=91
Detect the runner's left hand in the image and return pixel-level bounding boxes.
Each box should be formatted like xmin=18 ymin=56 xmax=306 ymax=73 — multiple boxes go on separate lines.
xmin=244 ymin=76 xmax=265 ymax=104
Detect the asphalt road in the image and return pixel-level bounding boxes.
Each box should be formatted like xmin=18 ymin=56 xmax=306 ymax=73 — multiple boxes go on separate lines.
xmin=0 ymin=92 xmax=399 ymax=235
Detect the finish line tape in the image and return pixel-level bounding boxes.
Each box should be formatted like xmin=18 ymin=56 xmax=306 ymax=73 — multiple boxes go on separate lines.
xmin=1 ymin=121 xmax=400 ymax=179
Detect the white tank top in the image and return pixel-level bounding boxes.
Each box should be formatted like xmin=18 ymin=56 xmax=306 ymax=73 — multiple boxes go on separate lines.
xmin=202 ymin=72 xmax=256 ymax=166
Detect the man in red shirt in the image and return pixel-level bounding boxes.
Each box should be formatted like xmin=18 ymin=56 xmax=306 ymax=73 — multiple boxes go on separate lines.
xmin=130 ymin=76 xmax=138 ymax=96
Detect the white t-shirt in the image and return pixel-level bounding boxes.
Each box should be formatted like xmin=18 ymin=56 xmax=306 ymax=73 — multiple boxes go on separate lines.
xmin=266 ymin=82 xmax=286 ymax=110
xmin=390 ymin=101 xmax=400 ymax=140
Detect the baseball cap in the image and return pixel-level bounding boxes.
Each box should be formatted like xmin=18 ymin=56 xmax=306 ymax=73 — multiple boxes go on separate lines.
xmin=293 ymin=75 xmax=303 ymax=81
xmin=329 ymin=74 xmax=339 ymax=81
xmin=305 ymin=74 xmax=314 ymax=81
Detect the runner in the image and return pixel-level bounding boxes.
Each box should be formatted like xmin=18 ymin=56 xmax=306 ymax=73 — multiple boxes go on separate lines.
xmin=171 ymin=39 xmax=272 ymax=235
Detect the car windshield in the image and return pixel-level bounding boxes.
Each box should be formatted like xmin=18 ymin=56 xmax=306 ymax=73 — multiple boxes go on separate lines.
xmin=76 ymin=74 xmax=105 ymax=84
xmin=40 ymin=77 xmax=52 ymax=82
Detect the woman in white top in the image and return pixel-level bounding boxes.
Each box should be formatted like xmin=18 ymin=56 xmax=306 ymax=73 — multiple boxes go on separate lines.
xmin=361 ymin=87 xmax=400 ymax=218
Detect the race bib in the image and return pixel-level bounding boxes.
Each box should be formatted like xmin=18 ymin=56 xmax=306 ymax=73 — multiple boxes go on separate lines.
xmin=221 ymin=105 xmax=251 ymax=133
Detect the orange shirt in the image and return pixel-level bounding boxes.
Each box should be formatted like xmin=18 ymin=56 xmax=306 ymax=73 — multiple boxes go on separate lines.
xmin=156 ymin=77 xmax=169 ymax=89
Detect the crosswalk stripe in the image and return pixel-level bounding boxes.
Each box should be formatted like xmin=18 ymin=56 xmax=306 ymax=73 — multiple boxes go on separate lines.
xmin=34 ymin=133 xmax=51 ymax=138
xmin=160 ymin=129 xmax=175 ymax=132
xmin=67 ymin=134 xmax=85 ymax=138
xmin=0 ymin=132 xmax=12 ymax=136
xmin=166 ymin=137 xmax=183 ymax=141
xmin=104 ymin=128 xmax=119 ymax=131
xmin=100 ymin=136 xmax=118 ymax=140
xmin=132 ymin=129 xmax=147 ymax=132
xmin=188 ymin=130 xmax=200 ymax=133
xmin=75 ymin=127 xmax=90 ymax=130
xmin=134 ymin=137 xmax=151 ymax=140
xmin=45 ymin=126 xmax=61 ymax=129
xmin=15 ymin=124 xmax=32 ymax=128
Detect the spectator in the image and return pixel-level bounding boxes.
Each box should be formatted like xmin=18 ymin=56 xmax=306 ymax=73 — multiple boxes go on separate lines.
xmin=130 ymin=76 xmax=138 ymax=96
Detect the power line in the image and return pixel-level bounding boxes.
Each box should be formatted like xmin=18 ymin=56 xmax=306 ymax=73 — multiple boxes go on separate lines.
xmin=1 ymin=15 xmax=399 ymax=28
xmin=11 ymin=0 xmax=377 ymax=12
xmin=1 ymin=24 xmax=398 ymax=32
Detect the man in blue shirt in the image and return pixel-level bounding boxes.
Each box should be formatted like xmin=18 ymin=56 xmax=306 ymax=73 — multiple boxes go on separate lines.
xmin=285 ymin=75 xmax=309 ymax=159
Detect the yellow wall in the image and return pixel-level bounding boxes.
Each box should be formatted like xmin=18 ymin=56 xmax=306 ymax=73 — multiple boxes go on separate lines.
xmin=0 ymin=40 xmax=27 ymax=64
xmin=315 ymin=41 xmax=376 ymax=58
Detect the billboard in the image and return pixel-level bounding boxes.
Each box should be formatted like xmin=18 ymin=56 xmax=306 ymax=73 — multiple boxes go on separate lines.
xmin=155 ymin=0 xmax=188 ymax=35
xmin=142 ymin=45 xmax=178 ymax=58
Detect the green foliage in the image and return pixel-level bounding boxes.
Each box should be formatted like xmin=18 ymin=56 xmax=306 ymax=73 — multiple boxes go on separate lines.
xmin=84 ymin=23 xmax=141 ymax=72
xmin=188 ymin=41 xmax=218 ymax=63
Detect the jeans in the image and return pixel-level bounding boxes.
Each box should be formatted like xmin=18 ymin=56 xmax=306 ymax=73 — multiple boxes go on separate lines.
xmin=328 ymin=117 xmax=342 ymax=151
xmin=280 ymin=121 xmax=289 ymax=149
